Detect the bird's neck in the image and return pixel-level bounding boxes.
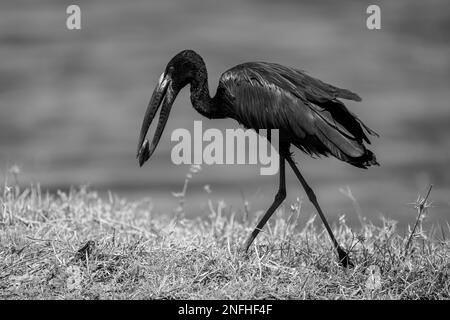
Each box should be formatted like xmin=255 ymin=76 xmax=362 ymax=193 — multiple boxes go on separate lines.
xmin=190 ymin=67 xmax=222 ymax=119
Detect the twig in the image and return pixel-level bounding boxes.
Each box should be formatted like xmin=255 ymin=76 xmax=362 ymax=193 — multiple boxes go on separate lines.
xmin=405 ymin=185 xmax=433 ymax=254
xmin=340 ymin=186 xmax=365 ymax=227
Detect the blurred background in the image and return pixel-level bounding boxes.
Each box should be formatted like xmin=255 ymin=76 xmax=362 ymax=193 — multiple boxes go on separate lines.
xmin=1 ymin=0 xmax=449 ymax=229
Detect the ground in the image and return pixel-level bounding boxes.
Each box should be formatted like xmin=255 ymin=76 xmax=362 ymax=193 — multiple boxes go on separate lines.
xmin=0 ymin=184 xmax=449 ymax=300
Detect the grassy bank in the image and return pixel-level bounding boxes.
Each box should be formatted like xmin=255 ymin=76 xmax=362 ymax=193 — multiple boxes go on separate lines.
xmin=0 ymin=181 xmax=449 ymax=300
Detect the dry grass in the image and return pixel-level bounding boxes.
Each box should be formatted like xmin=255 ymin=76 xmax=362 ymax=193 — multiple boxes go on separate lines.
xmin=0 ymin=174 xmax=449 ymax=300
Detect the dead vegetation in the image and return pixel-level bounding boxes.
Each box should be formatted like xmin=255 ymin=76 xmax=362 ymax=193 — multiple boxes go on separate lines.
xmin=0 ymin=171 xmax=448 ymax=299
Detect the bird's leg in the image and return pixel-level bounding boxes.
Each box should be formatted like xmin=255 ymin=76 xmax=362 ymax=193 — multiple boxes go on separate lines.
xmin=285 ymin=156 xmax=353 ymax=268
xmin=243 ymin=152 xmax=286 ymax=253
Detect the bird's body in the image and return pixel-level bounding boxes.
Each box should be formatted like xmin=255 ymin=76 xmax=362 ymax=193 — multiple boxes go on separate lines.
xmin=215 ymin=62 xmax=378 ymax=168
xmin=137 ymin=50 xmax=379 ymax=266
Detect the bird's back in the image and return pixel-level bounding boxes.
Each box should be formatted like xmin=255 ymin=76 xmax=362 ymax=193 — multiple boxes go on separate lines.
xmin=217 ymin=61 xmax=379 ymax=168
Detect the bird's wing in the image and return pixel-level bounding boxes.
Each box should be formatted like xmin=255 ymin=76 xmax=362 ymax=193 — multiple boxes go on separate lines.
xmin=218 ymin=63 xmax=378 ymax=166
xmin=239 ymin=62 xmax=363 ymax=103
xmin=220 ymin=62 xmax=378 ymax=143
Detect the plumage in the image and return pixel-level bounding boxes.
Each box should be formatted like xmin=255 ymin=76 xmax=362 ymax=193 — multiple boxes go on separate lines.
xmin=137 ymin=50 xmax=380 ymax=267
xmin=216 ymin=62 xmax=379 ymax=168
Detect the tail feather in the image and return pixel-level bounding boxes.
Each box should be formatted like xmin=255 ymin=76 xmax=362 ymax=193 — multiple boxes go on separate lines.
xmin=321 ymin=99 xmax=378 ymax=144
xmin=335 ymin=88 xmax=362 ymax=102
xmin=311 ymin=107 xmax=379 ymax=168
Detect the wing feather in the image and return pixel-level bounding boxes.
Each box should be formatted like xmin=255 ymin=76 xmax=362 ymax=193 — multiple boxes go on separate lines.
xmin=218 ymin=62 xmax=379 ymax=167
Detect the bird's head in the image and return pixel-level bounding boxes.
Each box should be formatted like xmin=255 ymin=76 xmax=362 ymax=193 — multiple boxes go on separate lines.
xmin=136 ymin=50 xmax=204 ymax=167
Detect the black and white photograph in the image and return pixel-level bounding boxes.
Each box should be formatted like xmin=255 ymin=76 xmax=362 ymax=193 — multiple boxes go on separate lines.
xmin=1 ymin=0 xmax=449 ymax=304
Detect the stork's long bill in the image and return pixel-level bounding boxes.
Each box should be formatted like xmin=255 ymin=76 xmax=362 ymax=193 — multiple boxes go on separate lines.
xmin=136 ymin=72 xmax=178 ymax=167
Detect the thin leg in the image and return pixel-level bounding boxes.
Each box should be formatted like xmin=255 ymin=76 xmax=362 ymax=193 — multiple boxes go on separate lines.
xmin=286 ymin=156 xmax=353 ymax=267
xmin=244 ymin=153 xmax=286 ymax=252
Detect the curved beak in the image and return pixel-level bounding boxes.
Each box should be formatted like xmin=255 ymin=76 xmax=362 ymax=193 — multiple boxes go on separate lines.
xmin=137 ymin=72 xmax=177 ymax=167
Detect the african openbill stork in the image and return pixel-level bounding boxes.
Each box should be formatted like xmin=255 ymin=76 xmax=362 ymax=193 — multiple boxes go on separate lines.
xmin=137 ymin=50 xmax=379 ymax=267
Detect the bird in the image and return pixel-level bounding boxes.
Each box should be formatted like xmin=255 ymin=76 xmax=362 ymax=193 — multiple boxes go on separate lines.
xmin=136 ymin=49 xmax=379 ymax=267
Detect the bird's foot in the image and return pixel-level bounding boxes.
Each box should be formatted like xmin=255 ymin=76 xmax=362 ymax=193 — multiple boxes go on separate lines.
xmin=337 ymin=246 xmax=354 ymax=268
xmin=237 ymin=237 xmax=255 ymax=260
xmin=238 ymin=245 xmax=251 ymax=260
